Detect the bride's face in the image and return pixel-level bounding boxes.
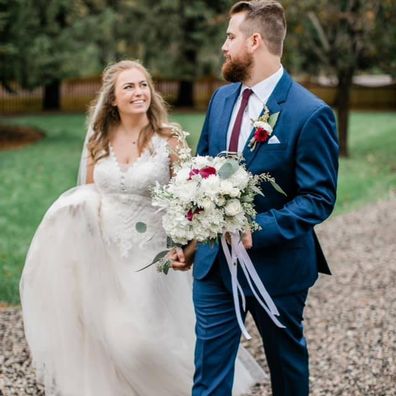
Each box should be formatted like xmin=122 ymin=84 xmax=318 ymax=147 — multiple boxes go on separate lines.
xmin=113 ymin=68 xmax=152 ymax=116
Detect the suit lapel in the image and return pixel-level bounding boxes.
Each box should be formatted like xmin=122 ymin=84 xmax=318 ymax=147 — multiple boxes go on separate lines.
xmin=216 ymin=83 xmax=241 ymax=153
xmin=243 ymin=71 xmax=293 ymax=167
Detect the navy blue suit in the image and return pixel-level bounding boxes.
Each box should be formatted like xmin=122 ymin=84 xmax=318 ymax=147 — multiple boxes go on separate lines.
xmin=192 ymin=71 xmax=339 ymax=395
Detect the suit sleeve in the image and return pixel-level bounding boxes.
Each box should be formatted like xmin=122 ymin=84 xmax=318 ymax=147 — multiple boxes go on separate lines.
xmin=252 ymin=104 xmax=339 ymax=247
xmin=196 ymin=89 xmax=219 ymax=156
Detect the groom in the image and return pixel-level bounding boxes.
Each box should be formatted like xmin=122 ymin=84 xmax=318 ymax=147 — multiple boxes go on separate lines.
xmin=191 ymin=1 xmax=339 ymax=395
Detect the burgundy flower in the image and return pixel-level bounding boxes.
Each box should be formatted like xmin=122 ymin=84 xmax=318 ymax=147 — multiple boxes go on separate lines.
xmin=188 ymin=168 xmax=200 ymax=179
xmin=254 ymin=128 xmax=271 ymax=143
xmin=186 ymin=207 xmax=203 ymax=221
xmin=188 ymin=166 xmax=217 ymax=180
xmin=199 ymin=166 xmax=217 ymax=178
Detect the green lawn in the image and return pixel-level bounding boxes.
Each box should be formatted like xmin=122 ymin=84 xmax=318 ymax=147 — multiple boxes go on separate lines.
xmin=1 ymin=111 xmax=395 ymax=303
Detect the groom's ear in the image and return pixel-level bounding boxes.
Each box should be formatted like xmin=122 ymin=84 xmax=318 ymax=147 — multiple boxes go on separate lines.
xmin=248 ymin=32 xmax=263 ymax=52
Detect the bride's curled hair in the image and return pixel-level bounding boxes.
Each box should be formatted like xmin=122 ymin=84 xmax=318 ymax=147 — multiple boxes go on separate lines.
xmin=87 ymin=60 xmax=174 ymax=162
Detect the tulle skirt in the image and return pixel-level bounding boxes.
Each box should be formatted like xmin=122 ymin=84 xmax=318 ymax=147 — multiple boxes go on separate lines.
xmin=20 ymin=184 xmax=265 ymax=395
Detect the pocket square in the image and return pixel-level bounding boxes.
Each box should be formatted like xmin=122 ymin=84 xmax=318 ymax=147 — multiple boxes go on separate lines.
xmin=268 ymin=135 xmax=280 ymax=144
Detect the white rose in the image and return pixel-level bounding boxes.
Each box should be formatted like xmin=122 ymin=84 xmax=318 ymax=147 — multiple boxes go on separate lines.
xmin=215 ymin=195 xmax=226 ymax=206
xmin=224 ymin=199 xmax=243 ymax=217
xmin=220 ymin=180 xmax=241 ymax=198
xmin=201 ymin=197 xmax=215 ymax=211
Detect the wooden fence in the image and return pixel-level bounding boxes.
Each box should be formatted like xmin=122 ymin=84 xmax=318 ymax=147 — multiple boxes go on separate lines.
xmin=1 ymin=77 xmax=395 ymax=114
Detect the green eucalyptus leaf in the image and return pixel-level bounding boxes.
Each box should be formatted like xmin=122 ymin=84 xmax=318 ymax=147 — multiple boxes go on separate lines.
xmin=135 ymin=222 xmax=147 ymax=233
xmin=151 ymin=250 xmax=169 ymax=263
xmin=268 ymin=112 xmax=280 ymax=128
xmin=252 ymin=185 xmax=265 ymax=197
xmin=162 ymin=259 xmax=172 ymax=275
xmin=218 ymin=160 xmax=239 ymax=179
xmin=270 ymin=180 xmax=287 ymax=196
xmin=136 ymin=250 xmax=169 ymax=272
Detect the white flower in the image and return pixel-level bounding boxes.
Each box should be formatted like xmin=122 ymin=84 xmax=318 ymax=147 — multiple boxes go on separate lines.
xmin=224 ymin=199 xmax=243 ymax=217
xmin=215 ymin=195 xmax=226 ymax=206
xmin=193 ymin=155 xmax=212 ymax=168
xmin=200 ymin=175 xmax=220 ymax=198
xmin=169 ymin=181 xmax=198 ymax=203
xmin=253 ymin=121 xmax=273 ymax=133
xmin=229 ymin=168 xmax=249 ymax=190
xmin=174 ymin=167 xmax=191 ymax=183
xmin=201 ymin=198 xmax=215 ymax=211
xmin=219 ymin=180 xmax=240 ymax=197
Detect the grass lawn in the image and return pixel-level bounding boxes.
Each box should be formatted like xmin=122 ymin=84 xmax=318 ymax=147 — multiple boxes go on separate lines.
xmin=1 ymin=111 xmax=395 ymax=304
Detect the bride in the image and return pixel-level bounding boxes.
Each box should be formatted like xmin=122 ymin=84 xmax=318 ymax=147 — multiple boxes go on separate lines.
xmin=20 ymin=60 xmax=265 ymax=396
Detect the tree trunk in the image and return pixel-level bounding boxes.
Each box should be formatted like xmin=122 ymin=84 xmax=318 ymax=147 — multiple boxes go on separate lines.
xmin=176 ymin=80 xmax=194 ymax=107
xmin=43 ymin=80 xmax=61 ymax=111
xmin=336 ymin=69 xmax=354 ymax=157
xmin=174 ymin=2 xmax=198 ymax=108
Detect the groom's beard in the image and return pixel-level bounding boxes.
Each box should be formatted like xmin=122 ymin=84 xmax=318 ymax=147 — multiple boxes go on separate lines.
xmin=222 ymin=52 xmax=253 ymax=83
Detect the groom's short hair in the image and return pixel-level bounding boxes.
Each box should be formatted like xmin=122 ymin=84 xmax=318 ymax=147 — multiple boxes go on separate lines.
xmin=230 ymin=0 xmax=286 ymax=56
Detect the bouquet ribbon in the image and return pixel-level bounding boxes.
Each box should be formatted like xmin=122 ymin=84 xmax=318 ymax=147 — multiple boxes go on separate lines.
xmin=220 ymin=232 xmax=285 ymax=339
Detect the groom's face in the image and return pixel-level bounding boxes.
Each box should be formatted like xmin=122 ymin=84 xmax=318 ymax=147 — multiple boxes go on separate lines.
xmin=221 ymin=12 xmax=253 ymax=83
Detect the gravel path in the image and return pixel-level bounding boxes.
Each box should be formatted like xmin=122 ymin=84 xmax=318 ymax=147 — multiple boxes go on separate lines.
xmin=1 ymin=199 xmax=395 ymax=395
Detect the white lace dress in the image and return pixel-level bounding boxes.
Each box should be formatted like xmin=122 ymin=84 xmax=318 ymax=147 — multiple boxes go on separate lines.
xmin=20 ymin=134 xmax=265 ymax=396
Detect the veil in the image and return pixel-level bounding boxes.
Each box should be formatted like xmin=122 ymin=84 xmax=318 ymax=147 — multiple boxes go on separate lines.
xmin=76 ymin=91 xmax=105 ymax=185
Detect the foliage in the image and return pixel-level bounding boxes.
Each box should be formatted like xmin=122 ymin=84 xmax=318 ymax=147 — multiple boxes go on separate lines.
xmin=0 ymin=0 xmax=234 ymax=92
xmin=284 ymin=0 xmax=396 ymax=76
xmin=283 ymin=0 xmax=396 ymax=156
xmin=0 ymin=0 xmax=117 ymax=90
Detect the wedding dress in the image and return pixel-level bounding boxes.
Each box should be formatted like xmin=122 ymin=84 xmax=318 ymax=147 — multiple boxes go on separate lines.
xmin=20 ymin=134 xmax=265 ymax=396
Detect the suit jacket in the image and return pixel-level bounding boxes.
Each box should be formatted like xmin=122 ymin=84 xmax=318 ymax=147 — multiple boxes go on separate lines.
xmin=193 ymin=71 xmax=339 ymax=296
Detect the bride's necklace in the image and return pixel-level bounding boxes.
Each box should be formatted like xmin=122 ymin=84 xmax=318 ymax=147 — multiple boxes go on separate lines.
xmin=121 ymin=126 xmax=140 ymax=145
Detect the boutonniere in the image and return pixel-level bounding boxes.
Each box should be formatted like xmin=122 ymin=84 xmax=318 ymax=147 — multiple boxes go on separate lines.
xmin=248 ymin=106 xmax=280 ymax=151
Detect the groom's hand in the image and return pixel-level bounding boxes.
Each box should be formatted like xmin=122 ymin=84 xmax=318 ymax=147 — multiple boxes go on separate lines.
xmin=225 ymin=232 xmax=253 ymax=249
xmin=169 ymin=247 xmax=192 ymax=271
xmin=242 ymin=231 xmax=253 ymax=250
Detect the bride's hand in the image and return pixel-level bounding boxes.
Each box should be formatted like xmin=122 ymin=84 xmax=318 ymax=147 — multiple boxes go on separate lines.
xmin=168 ymin=247 xmax=191 ymax=271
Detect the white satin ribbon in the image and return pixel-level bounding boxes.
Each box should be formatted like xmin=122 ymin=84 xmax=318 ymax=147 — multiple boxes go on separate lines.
xmin=220 ymin=232 xmax=285 ymax=340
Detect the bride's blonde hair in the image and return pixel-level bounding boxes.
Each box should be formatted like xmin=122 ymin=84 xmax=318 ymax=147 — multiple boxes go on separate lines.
xmin=87 ymin=60 xmax=173 ymax=162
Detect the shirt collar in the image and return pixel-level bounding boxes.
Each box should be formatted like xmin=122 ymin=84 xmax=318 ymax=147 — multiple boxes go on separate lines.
xmin=242 ymin=65 xmax=284 ymax=104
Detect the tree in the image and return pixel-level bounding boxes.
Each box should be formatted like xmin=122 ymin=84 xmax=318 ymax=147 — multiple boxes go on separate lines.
xmin=117 ymin=0 xmax=233 ymax=106
xmin=284 ymin=0 xmax=396 ymax=157
xmin=1 ymin=0 xmax=235 ymax=109
xmin=0 ymin=0 xmax=117 ymax=110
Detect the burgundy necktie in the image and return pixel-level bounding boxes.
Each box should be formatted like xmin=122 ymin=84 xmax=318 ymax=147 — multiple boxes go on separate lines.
xmin=228 ymin=88 xmax=253 ymax=152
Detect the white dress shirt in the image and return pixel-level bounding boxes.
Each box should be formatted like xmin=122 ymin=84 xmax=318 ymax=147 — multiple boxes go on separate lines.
xmin=226 ymin=66 xmax=284 ymax=152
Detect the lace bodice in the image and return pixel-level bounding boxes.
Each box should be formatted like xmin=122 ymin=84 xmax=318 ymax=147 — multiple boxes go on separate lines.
xmin=93 ymin=134 xmax=171 ymax=259
xmin=94 ymin=134 xmax=170 ymax=198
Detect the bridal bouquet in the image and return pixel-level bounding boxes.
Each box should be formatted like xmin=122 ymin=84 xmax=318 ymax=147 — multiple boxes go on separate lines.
xmin=146 ymin=153 xmax=285 ymax=274
xmin=153 ymin=155 xmax=279 ymax=243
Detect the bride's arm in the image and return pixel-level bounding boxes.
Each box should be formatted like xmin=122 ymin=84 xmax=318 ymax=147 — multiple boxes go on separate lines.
xmin=86 ymin=156 xmax=95 ymax=184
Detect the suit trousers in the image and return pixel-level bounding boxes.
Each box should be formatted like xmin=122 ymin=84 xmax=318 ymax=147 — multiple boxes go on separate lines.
xmin=192 ymin=260 xmax=309 ymax=396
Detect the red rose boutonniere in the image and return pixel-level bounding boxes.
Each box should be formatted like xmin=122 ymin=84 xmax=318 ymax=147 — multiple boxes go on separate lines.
xmin=248 ymin=106 xmax=280 ymax=152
